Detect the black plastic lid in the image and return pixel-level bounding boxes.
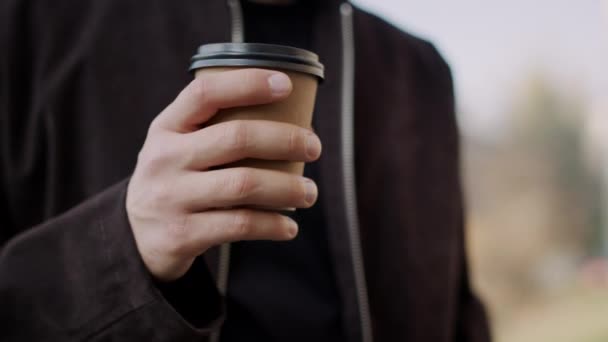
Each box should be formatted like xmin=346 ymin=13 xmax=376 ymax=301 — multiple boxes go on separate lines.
xmin=189 ymin=43 xmax=324 ymax=80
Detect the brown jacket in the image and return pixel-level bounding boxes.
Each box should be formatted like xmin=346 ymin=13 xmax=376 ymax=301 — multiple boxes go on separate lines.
xmin=0 ymin=0 xmax=490 ymax=341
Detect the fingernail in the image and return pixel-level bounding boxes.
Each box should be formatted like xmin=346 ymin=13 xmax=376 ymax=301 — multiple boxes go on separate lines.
xmin=285 ymin=217 xmax=299 ymax=238
xmin=303 ymin=178 xmax=317 ymax=205
xmin=305 ymin=133 xmax=321 ymax=159
xmin=268 ymin=73 xmax=292 ymax=97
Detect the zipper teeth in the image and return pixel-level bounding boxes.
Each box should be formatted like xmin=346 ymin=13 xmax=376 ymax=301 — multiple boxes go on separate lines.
xmin=212 ymin=243 xmax=231 ymax=342
xmin=211 ymin=244 xmax=230 ymax=342
xmin=340 ymin=3 xmax=373 ymax=342
xmin=215 ymin=0 xmax=244 ymax=299
xmin=211 ymin=2 xmax=244 ymax=342
xmin=227 ymin=0 xmax=245 ymax=43
xmin=216 ymin=0 xmax=245 ymax=298
xmin=216 ymin=243 xmax=232 ymax=295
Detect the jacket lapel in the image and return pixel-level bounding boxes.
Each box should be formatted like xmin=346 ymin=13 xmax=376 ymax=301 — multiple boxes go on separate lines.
xmin=312 ymin=3 xmax=363 ymax=342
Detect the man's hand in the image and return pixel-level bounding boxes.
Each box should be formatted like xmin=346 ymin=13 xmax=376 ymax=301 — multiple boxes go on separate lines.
xmin=126 ymin=69 xmax=322 ymax=281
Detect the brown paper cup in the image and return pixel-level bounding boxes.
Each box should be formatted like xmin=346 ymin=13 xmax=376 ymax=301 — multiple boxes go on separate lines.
xmin=189 ymin=43 xmax=324 ymax=176
xmin=194 ymin=67 xmax=318 ymax=175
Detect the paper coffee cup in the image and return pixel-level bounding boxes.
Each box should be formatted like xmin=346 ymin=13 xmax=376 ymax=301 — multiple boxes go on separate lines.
xmin=190 ymin=43 xmax=324 ymax=176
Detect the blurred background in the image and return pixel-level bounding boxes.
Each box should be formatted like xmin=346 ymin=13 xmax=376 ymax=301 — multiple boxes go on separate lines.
xmin=353 ymin=0 xmax=608 ymax=341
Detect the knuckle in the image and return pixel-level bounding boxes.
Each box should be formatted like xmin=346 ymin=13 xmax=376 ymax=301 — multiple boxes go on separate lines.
xmin=164 ymin=216 xmax=191 ymax=256
xmin=168 ymin=215 xmax=191 ymax=238
xmin=224 ymin=121 xmax=250 ymax=154
xmin=148 ymin=184 xmax=176 ymax=211
xmin=228 ymin=168 xmax=256 ymax=200
xmin=189 ymin=77 xmax=209 ymax=99
xmin=139 ymin=139 xmax=179 ymax=174
xmin=164 ymin=239 xmax=186 ymax=258
xmin=148 ymin=117 xmax=164 ymax=133
xmin=232 ymin=211 xmax=254 ymax=237
xmin=179 ymin=138 xmax=199 ymax=169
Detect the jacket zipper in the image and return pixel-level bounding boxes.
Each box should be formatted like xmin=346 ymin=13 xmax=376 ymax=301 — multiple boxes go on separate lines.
xmin=210 ymin=3 xmax=244 ymax=342
xmin=215 ymin=0 xmax=244 ymax=300
xmin=216 ymin=2 xmax=373 ymax=342
xmin=215 ymin=0 xmax=243 ymax=298
xmin=227 ymin=0 xmax=244 ymax=43
xmin=215 ymin=0 xmax=244 ymax=299
xmin=340 ymin=3 xmax=373 ymax=342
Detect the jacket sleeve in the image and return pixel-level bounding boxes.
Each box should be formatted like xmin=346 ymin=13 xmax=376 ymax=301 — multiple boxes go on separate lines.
xmin=426 ymin=43 xmax=493 ymax=341
xmin=0 ymin=2 xmax=223 ymax=340
xmin=0 ymin=181 xmax=224 ymax=341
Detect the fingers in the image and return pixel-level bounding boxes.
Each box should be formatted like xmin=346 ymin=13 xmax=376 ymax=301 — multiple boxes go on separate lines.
xmin=183 ymin=120 xmax=322 ymax=169
xmin=145 ymin=209 xmax=298 ymax=281
xmin=183 ymin=209 xmax=298 ymax=254
xmin=154 ymin=69 xmax=293 ymax=132
xmin=176 ymin=167 xmax=318 ymax=211
xmin=129 ymin=68 xmax=304 ymax=283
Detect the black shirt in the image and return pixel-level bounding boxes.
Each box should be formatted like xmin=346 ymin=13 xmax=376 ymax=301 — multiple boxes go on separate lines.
xmin=220 ymin=2 xmax=344 ymax=341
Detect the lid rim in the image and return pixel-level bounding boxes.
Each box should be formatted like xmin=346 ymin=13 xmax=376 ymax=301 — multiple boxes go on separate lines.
xmin=191 ymin=51 xmax=324 ymax=69
xmin=189 ymin=43 xmax=325 ymax=80
xmin=189 ymin=58 xmax=324 ymax=80
xmin=197 ymin=42 xmax=319 ymax=59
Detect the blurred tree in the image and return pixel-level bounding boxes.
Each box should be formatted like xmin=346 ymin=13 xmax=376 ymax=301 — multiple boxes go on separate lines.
xmin=509 ymin=72 xmax=602 ymax=255
xmin=463 ymin=70 xmax=603 ymax=328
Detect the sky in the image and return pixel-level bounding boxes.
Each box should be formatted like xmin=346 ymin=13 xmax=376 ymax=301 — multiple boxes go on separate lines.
xmin=352 ymin=0 xmax=608 ymax=138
